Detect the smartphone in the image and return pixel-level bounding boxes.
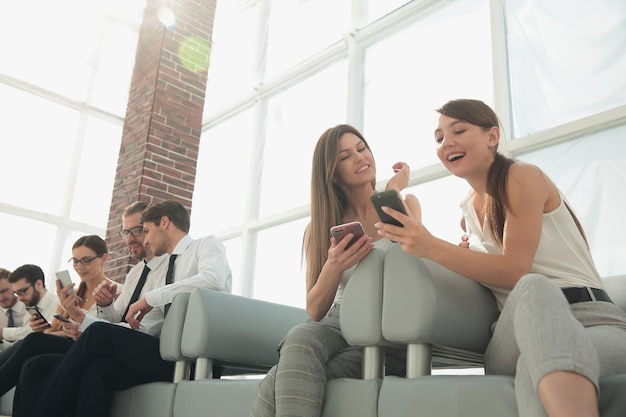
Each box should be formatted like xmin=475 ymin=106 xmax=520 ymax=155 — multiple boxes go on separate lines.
xmin=55 ymin=270 xmax=76 ymax=295
xmin=370 ymin=190 xmax=407 ymax=227
xmin=330 ymin=221 xmax=365 ymax=249
xmin=53 ymin=313 xmax=72 ymax=323
xmin=25 ymin=306 xmax=51 ymax=327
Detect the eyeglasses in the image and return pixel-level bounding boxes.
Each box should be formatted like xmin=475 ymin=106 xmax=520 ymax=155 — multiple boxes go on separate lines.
xmin=119 ymin=226 xmax=143 ymax=240
xmin=13 ymin=284 xmax=34 ymax=296
xmin=68 ymin=253 xmax=105 ymax=266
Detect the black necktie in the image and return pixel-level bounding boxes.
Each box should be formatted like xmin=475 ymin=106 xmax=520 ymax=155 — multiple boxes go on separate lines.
xmin=121 ymin=262 xmax=150 ymax=323
xmin=163 ymin=254 xmax=178 ymax=315
xmin=7 ymin=308 xmax=15 ymax=327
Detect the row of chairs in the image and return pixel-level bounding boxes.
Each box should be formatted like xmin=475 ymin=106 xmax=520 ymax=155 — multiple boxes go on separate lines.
xmin=3 ymin=242 xmax=626 ymax=416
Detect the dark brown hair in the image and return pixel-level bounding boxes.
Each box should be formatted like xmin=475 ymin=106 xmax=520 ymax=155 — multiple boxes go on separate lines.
xmin=436 ymin=99 xmax=587 ymax=245
xmin=72 ymin=235 xmax=108 ymax=301
xmin=141 ymin=200 xmax=190 ymax=233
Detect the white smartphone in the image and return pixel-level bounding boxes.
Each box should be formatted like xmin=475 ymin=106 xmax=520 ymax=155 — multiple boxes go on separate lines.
xmin=55 ymin=270 xmax=76 ymax=295
xmin=330 ymin=221 xmax=365 ymax=249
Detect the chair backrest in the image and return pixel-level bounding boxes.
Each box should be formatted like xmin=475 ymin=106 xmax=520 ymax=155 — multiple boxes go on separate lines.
xmin=181 ymin=287 xmax=309 ymax=379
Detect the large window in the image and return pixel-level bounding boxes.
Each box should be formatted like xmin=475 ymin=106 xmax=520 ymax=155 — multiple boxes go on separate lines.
xmin=194 ymin=0 xmax=626 ymax=309
xmin=0 ymin=0 xmax=144 ymax=285
xmin=2 ymin=0 xmax=625 ymax=303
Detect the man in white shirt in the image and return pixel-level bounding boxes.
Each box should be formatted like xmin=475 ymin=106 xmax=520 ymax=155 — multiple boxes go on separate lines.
xmin=0 ymin=268 xmax=27 ymax=351
xmin=61 ymin=201 xmax=169 ymax=337
xmin=11 ymin=201 xmax=169 ymax=413
xmin=15 ymin=200 xmax=232 ymax=417
xmin=4 ymin=265 xmax=58 ymax=344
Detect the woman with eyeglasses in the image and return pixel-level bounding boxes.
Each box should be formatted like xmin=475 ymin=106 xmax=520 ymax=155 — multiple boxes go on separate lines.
xmin=0 ymin=235 xmax=122 ymax=407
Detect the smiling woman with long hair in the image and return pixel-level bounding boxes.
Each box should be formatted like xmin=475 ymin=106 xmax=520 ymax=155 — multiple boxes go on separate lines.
xmin=249 ymin=124 xmax=421 ymax=417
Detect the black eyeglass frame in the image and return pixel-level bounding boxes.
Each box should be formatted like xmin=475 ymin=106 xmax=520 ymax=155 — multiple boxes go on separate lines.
xmin=67 ymin=253 xmax=105 ymax=266
xmin=119 ymin=225 xmax=144 ymax=240
xmin=13 ymin=283 xmax=34 ymax=297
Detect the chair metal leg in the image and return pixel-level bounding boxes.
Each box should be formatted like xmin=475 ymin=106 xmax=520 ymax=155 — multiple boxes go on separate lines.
xmin=406 ymin=343 xmax=431 ymax=378
xmin=362 ymin=346 xmax=384 ymax=380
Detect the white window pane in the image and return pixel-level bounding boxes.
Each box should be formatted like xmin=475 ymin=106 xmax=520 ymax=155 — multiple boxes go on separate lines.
xmin=89 ymin=21 xmax=140 ymax=116
xmin=506 ymin=0 xmax=626 ymax=136
xmin=221 ymin=237 xmax=243 ymax=296
xmin=204 ymin=1 xmax=259 ymax=115
xmin=0 ymin=85 xmax=79 ymax=214
xmin=0 ymin=213 xmax=58 ymax=285
xmin=363 ymin=0 xmax=492 ymax=176
xmin=405 ymin=176 xmax=471 ymax=245
xmin=70 ymin=117 xmax=122 ymax=226
xmin=265 ymin=0 xmax=350 ymax=80
xmin=355 ymin=0 xmax=413 ymax=27
xmin=253 ymin=218 xmax=309 ymax=308
xmin=259 ymin=61 xmax=348 ymax=217
xmin=191 ymin=110 xmax=255 ymax=233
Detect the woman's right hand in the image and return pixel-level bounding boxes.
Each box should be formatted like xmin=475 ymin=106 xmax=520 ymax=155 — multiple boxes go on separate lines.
xmin=328 ymin=232 xmax=374 ymax=272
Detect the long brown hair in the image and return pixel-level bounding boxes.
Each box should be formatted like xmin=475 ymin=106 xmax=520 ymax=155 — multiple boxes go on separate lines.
xmin=305 ymin=124 xmax=377 ymax=287
xmin=436 ymin=99 xmax=587 ymax=245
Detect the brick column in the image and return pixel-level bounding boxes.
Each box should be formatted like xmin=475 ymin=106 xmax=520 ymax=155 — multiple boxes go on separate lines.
xmin=105 ymin=0 xmax=216 ymax=282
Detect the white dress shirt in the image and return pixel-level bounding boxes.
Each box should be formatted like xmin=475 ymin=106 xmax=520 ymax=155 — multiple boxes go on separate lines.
xmin=144 ymin=234 xmax=232 ymax=309
xmin=80 ymin=254 xmax=168 ymax=337
xmin=2 ymin=290 xmax=59 ymax=342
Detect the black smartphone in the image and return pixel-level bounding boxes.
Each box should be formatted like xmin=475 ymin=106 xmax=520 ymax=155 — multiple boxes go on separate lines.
xmin=55 ymin=270 xmax=76 ymax=296
xmin=25 ymin=306 xmax=51 ymax=327
xmin=330 ymin=221 xmax=365 ymax=249
xmin=53 ymin=313 xmax=72 ymax=323
xmin=370 ymin=190 xmax=407 ymax=227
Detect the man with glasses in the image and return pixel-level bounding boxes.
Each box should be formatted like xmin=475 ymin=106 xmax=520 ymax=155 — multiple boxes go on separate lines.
xmin=8 ymin=202 xmax=170 ymax=413
xmin=15 ymin=200 xmax=232 ymax=417
xmin=3 ymin=265 xmax=58 ymax=345
xmin=60 ymin=201 xmax=169 ymax=337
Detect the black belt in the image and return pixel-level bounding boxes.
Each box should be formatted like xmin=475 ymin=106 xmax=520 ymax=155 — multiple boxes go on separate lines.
xmin=562 ymin=287 xmax=613 ymax=304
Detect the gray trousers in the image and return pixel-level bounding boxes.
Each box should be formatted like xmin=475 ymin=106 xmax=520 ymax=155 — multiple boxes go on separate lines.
xmin=484 ymin=273 xmax=626 ymax=417
xmin=249 ymin=304 xmax=404 ymax=417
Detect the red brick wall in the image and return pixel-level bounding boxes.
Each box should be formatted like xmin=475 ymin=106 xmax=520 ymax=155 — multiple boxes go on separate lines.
xmin=105 ymin=0 xmax=217 ymax=282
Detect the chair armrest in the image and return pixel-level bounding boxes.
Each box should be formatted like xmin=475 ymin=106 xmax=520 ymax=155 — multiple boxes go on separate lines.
xmin=181 ymin=288 xmax=309 ymax=377
xmin=159 ymin=292 xmax=192 ymax=382
xmin=382 ymin=243 xmax=499 ymax=354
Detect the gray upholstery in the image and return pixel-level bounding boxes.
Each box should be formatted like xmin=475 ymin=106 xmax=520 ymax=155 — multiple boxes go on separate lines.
xmin=181 ymin=288 xmax=309 ymax=378
xmin=0 ymin=387 xmax=14 ymax=416
xmin=110 ymin=292 xmax=192 ymax=417
xmin=91 ymin=247 xmax=621 ymax=417
xmin=172 ymin=379 xmax=260 ymax=417
xmin=378 ymin=242 xmax=626 ymax=416
xmin=382 ymin=243 xmax=497 ymax=376
xmin=341 ymin=248 xmax=401 ymax=379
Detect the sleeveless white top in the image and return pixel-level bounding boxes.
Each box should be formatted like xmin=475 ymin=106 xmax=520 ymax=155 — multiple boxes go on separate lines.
xmin=333 ymin=238 xmax=392 ymax=304
xmin=461 ymin=191 xmax=603 ymax=310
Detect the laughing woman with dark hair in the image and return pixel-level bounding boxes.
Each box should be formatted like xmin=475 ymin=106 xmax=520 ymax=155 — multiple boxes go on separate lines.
xmin=375 ymin=99 xmax=626 ymax=417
